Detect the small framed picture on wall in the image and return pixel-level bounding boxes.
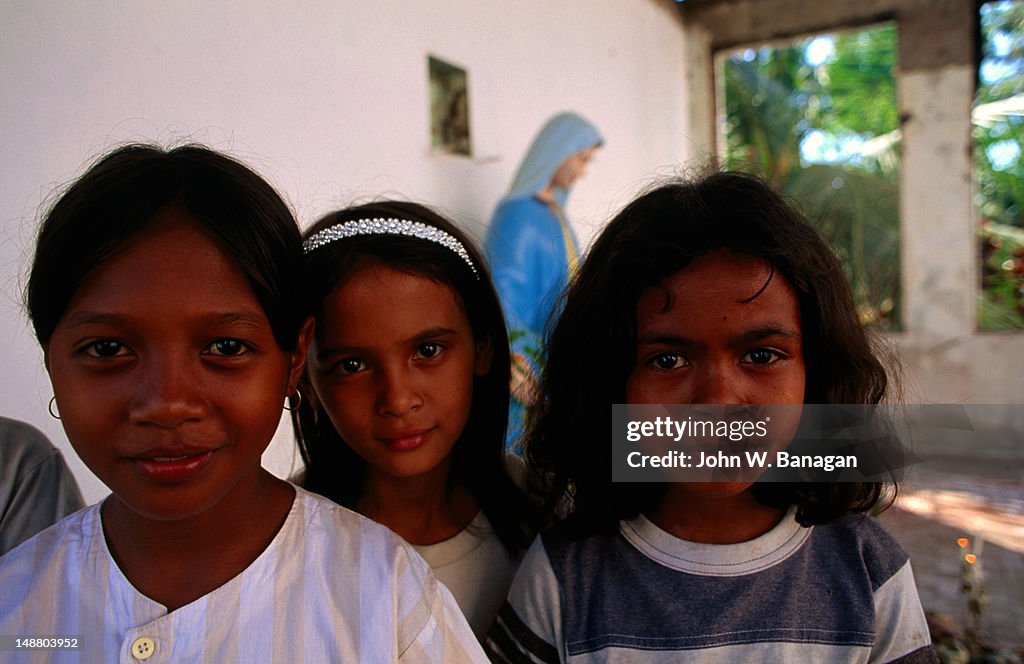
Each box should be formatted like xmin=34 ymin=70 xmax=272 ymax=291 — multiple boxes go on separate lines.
xmin=428 ymin=55 xmax=471 ymax=156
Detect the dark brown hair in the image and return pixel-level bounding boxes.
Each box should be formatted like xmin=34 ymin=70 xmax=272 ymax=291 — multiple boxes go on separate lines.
xmin=293 ymin=201 xmax=538 ymax=554
xmin=526 ymin=171 xmax=895 ymax=536
xmin=27 ymin=143 xmax=307 ymax=352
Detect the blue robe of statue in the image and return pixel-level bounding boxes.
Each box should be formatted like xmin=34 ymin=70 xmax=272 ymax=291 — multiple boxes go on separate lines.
xmin=484 ymin=112 xmax=603 ymax=450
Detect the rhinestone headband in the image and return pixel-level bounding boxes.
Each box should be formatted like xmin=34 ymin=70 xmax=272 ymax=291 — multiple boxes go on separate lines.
xmin=303 ymin=217 xmax=479 ymax=278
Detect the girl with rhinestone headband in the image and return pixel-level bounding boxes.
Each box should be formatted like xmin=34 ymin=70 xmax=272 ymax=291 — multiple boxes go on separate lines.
xmin=295 ymin=201 xmax=542 ymax=640
xmin=1 ymin=145 xmax=486 ymax=662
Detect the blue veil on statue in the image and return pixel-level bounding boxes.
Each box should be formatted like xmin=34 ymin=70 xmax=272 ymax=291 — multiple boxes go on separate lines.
xmin=484 ymin=112 xmax=603 ymax=450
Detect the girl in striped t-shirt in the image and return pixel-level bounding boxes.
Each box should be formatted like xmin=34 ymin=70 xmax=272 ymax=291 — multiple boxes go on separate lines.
xmin=487 ymin=172 xmax=937 ymax=664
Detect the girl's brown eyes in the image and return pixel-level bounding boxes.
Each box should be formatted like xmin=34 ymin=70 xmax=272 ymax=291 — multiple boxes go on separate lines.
xmin=339 ymin=358 xmax=364 ymax=374
xmin=650 ymin=353 xmax=685 ymax=370
xmin=85 ymin=340 xmax=127 ymax=358
xmin=416 ymin=343 xmax=441 ymax=359
xmin=741 ymin=349 xmax=784 ymax=365
xmin=205 ymin=339 xmax=248 ymax=356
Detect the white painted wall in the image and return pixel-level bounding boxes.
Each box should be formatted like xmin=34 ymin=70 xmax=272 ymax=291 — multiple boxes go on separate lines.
xmin=0 ymin=1 xmax=693 ymax=503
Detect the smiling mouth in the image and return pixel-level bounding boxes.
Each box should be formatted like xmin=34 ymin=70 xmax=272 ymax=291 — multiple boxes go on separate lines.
xmin=132 ymin=446 xmax=216 ymax=461
xmin=379 ymin=429 xmax=433 ymax=451
xmin=132 ymin=449 xmax=218 ymax=483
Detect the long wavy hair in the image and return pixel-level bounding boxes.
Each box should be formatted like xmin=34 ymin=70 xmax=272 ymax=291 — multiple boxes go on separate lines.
xmin=526 ymin=171 xmax=896 ymax=537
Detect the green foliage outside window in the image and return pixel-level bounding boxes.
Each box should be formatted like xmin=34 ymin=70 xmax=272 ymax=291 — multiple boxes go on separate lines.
xmin=721 ymin=24 xmax=901 ymax=329
xmin=722 ymin=7 xmax=1024 ymax=331
xmin=976 ymin=1 xmax=1024 ymax=330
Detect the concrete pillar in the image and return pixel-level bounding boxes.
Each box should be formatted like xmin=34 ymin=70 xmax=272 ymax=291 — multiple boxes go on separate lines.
xmin=897 ymin=0 xmax=975 ymax=338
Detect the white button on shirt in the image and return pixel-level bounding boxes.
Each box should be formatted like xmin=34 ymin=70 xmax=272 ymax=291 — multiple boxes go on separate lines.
xmin=131 ymin=637 xmax=156 ymax=660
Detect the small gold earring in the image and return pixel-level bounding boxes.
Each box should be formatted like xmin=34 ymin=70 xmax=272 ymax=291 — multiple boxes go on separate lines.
xmin=283 ymin=389 xmax=303 ymax=412
xmin=48 ymin=396 xmax=61 ymax=420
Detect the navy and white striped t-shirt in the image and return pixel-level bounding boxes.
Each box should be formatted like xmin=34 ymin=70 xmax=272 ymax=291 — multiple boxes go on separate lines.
xmin=488 ymin=508 xmax=936 ymax=663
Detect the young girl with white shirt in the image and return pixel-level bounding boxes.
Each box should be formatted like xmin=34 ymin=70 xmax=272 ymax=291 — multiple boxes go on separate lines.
xmin=295 ymin=201 xmax=540 ymax=639
xmin=0 ymin=145 xmax=485 ymax=662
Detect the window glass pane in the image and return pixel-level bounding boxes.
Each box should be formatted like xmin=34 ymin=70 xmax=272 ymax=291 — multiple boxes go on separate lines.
xmin=976 ymin=0 xmax=1024 ymax=330
xmin=718 ymin=24 xmax=901 ymax=330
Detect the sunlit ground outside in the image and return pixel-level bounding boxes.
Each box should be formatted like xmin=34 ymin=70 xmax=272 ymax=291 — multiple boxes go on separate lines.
xmin=880 ymin=461 xmax=1024 ymax=658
